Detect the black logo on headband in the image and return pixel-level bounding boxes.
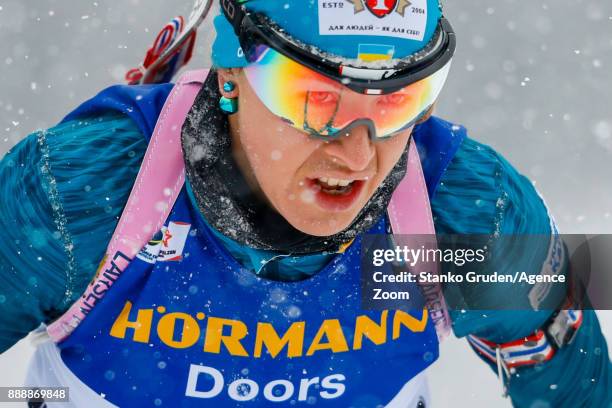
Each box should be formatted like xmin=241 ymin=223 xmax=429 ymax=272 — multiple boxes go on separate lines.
xmin=345 ymin=0 xmax=412 ymax=18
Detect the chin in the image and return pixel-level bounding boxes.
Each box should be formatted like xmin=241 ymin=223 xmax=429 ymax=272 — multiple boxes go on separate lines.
xmin=284 ymin=212 xmax=358 ymax=237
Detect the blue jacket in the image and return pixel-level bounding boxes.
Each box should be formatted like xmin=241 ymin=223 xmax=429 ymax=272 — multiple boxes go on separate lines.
xmin=0 ymin=83 xmax=609 ymax=407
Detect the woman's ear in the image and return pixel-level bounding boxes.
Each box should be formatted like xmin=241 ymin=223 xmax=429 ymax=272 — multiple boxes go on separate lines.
xmin=217 ymin=68 xmax=241 ymax=98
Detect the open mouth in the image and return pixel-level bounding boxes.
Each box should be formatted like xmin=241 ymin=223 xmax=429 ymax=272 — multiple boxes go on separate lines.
xmin=314 ymin=177 xmax=357 ymax=195
xmin=306 ymin=177 xmax=367 ymax=212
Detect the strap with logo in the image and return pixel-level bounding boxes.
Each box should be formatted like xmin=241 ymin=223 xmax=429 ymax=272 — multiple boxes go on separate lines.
xmin=467 ymin=302 xmax=583 ymax=397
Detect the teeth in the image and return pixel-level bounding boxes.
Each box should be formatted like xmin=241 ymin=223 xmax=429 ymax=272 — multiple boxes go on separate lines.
xmin=317 ymin=177 xmax=353 ymax=187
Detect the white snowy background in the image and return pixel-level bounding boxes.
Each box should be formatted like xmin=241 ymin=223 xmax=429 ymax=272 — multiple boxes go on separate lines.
xmin=0 ymin=0 xmax=611 ymax=406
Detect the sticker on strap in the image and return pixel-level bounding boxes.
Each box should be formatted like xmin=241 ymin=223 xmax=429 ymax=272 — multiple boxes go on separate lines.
xmin=318 ymin=0 xmax=428 ymax=41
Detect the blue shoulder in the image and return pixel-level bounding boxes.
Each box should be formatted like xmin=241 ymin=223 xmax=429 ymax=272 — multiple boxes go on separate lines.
xmin=63 ymin=83 xmax=173 ymax=141
xmin=413 ymin=116 xmax=467 ymax=197
xmin=431 ymin=135 xmax=552 ymax=235
xmin=0 ymin=112 xmax=146 ymax=352
xmin=43 ymin=114 xmax=148 ymax=283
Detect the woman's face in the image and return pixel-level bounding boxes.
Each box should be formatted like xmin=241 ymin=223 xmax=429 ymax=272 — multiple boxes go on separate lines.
xmin=218 ymin=69 xmax=413 ymax=237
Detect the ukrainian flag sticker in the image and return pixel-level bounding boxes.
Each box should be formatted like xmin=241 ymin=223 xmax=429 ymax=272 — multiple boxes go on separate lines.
xmin=358 ymin=44 xmax=396 ymax=62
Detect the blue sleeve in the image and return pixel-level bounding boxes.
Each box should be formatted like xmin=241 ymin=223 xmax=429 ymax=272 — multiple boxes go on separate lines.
xmin=0 ymin=113 xmax=146 ymax=353
xmin=433 ymin=137 xmax=555 ymax=341
xmin=431 ymin=137 xmax=611 ymax=406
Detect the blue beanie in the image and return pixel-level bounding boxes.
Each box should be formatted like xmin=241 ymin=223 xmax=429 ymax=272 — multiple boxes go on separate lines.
xmin=212 ymin=0 xmax=443 ymax=68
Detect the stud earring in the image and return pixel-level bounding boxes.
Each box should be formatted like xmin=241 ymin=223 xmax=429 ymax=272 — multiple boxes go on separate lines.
xmin=219 ymin=81 xmax=238 ymax=114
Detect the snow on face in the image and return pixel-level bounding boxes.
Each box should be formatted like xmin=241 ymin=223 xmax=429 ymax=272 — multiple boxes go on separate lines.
xmin=221 ymin=69 xmax=412 ymax=237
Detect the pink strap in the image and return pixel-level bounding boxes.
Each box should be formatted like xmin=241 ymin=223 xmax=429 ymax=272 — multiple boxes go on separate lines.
xmin=388 ymin=141 xmax=451 ymax=340
xmin=388 ymin=142 xmax=436 ymax=236
xmin=47 ymin=70 xmax=208 ymax=342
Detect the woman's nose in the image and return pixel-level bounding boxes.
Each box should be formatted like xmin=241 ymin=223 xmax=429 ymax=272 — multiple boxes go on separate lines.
xmin=322 ymin=125 xmax=375 ymax=171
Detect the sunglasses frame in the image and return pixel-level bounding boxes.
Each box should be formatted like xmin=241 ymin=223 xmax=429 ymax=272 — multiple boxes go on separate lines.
xmin=242 ymin=45 xmax=448 ymax=139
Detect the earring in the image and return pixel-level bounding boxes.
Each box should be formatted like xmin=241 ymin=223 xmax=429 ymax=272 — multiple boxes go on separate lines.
xmin=219 ymin=81 xmax=238 ymax=114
